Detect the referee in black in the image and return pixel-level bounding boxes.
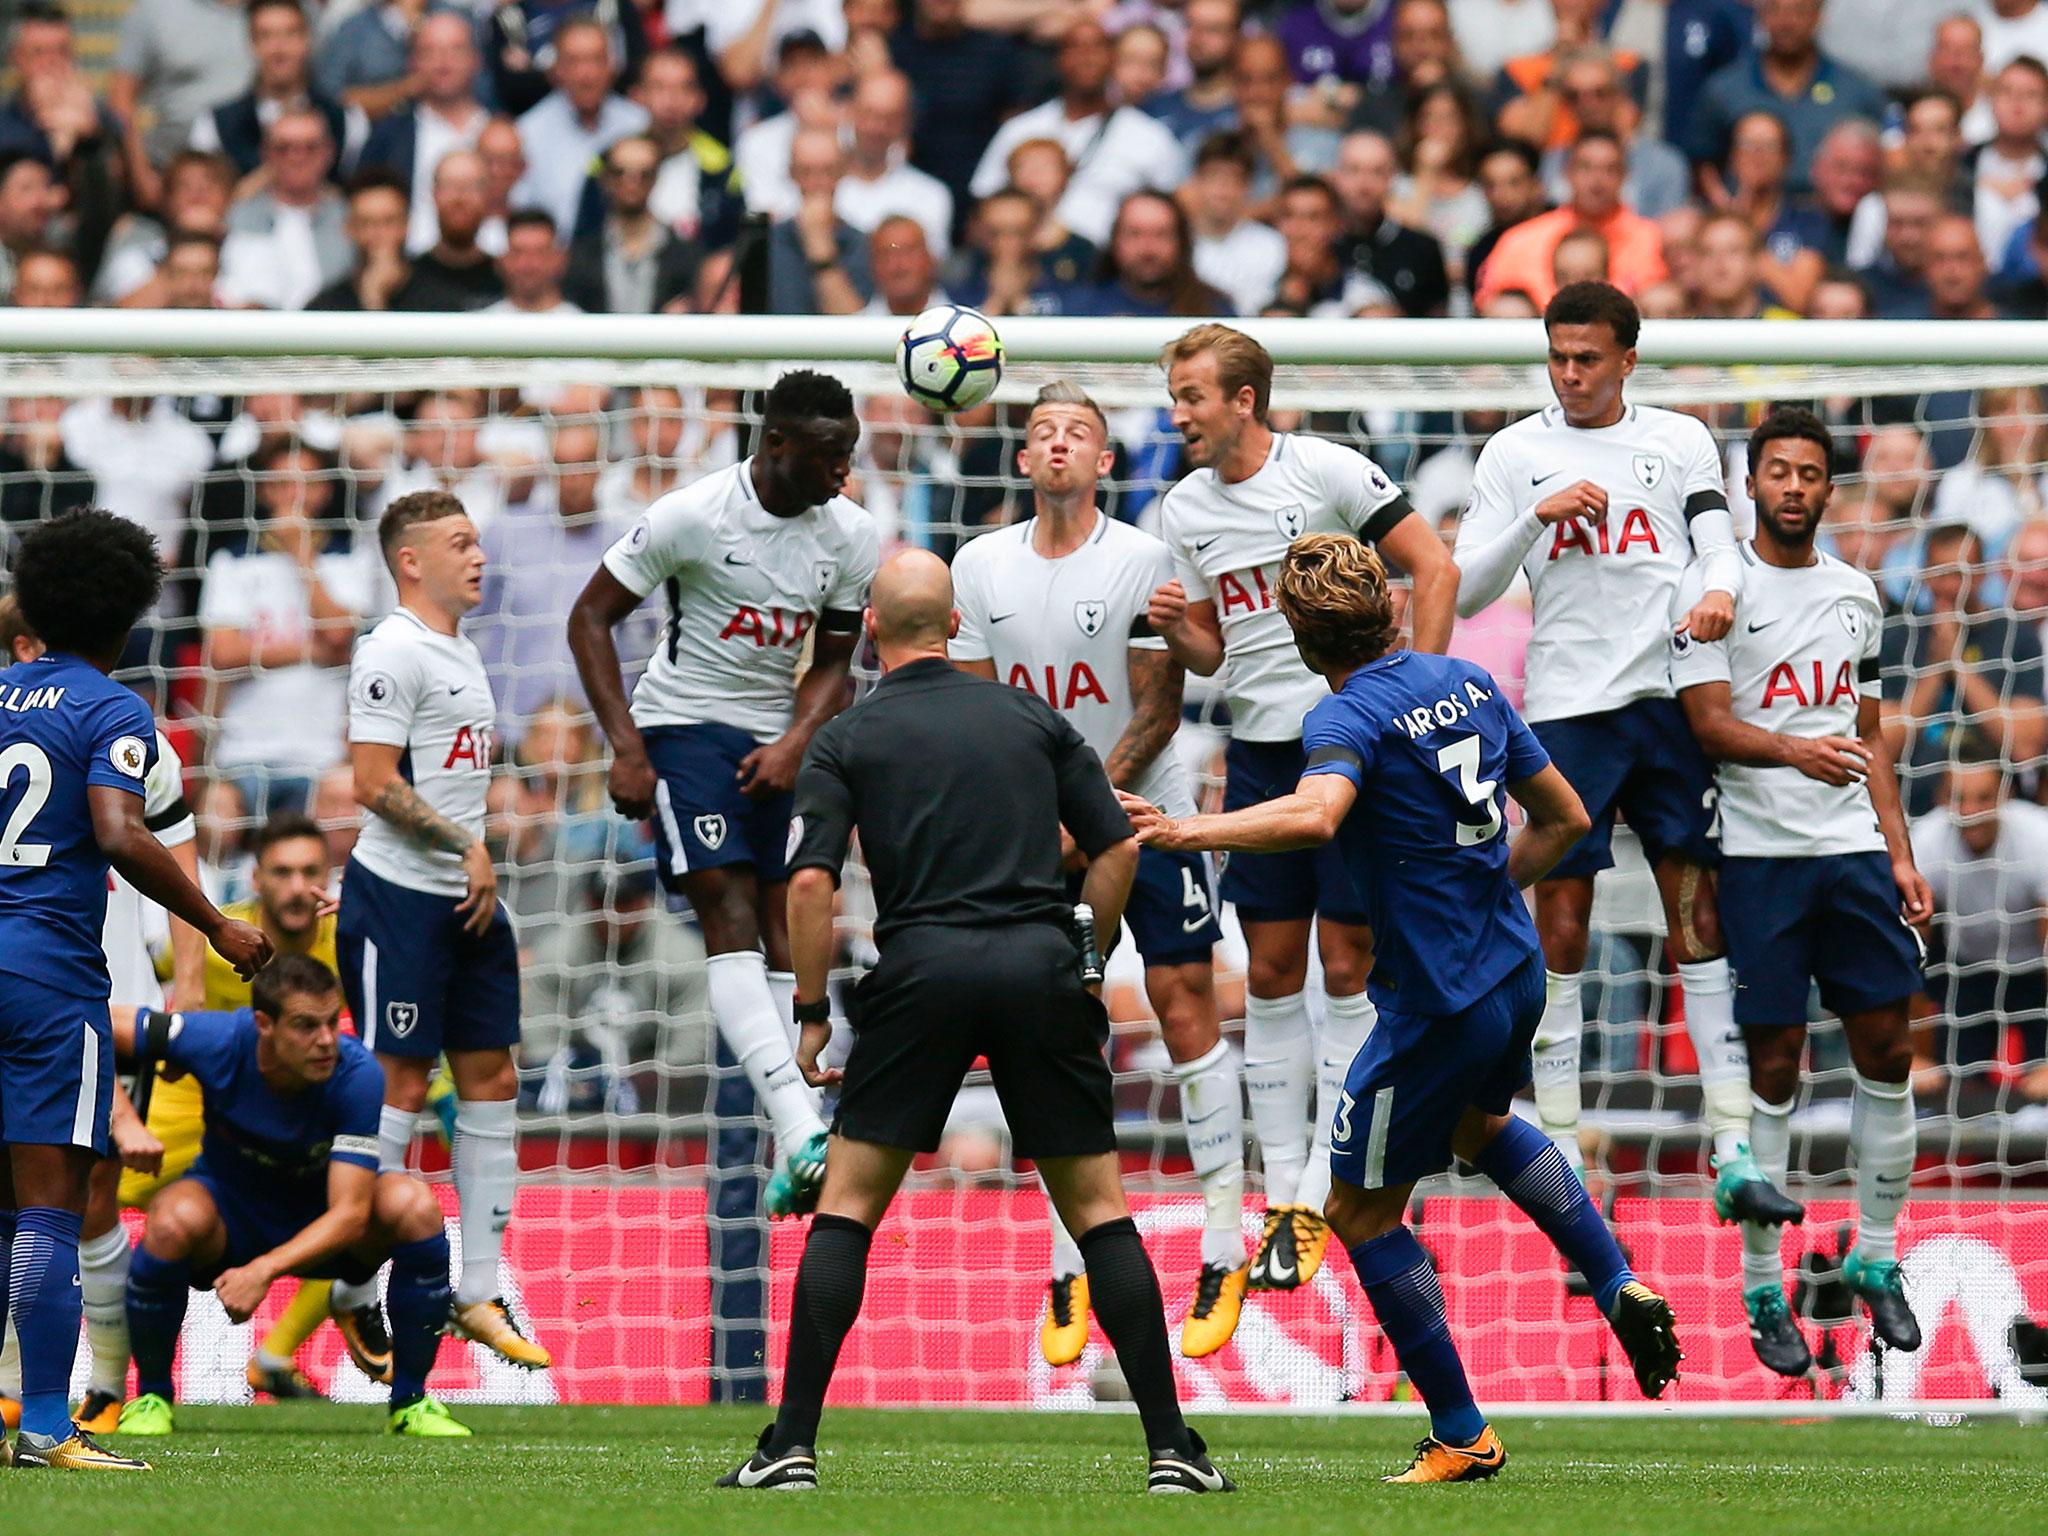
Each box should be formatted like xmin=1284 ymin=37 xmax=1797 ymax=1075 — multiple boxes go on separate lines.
xmin=716 ymin=550 xmax=1233 ymax=1496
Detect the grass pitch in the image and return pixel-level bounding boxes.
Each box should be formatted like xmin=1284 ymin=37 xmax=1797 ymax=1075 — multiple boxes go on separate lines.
xmin=6 ymin=1404 xmax=2042 ymax=1536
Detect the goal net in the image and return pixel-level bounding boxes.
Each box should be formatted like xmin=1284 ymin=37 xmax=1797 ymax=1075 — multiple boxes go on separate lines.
xmin=6 ymin=312 xmax=2044 ymax=1415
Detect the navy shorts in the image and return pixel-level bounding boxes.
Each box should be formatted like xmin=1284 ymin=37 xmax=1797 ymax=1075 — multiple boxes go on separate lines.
xmin=1074 ymin=846 xmax=1221 ymax=967
xmin=0 ymin=970 xmax=111 ymax=1153
xmin=1218 ymin=737 xmax=1369 ymax=924
xmin=1720 ymin=852 xmax=1926 ymax=1026
xmin=337 ymin=859 xmax=522 ymax=1059
xmin=1329 ymin=950 xmax=1544 ymax=1191
xmin=644 ymin=722 xmax=793 ymax=888
xmin=182 ymin=1165 xmax=379 ymax=1286
xmin=1532 ymin=698 xmax=1719 ymax=880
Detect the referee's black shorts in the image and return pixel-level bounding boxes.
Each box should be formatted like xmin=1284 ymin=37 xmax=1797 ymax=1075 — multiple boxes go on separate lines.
xmin=834 ymin=921 xmax=1115 ymax=1160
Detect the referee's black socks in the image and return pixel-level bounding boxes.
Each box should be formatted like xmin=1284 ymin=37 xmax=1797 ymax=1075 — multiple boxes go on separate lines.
xmin=1078 ymin=1215 xmax=1194 ymax=1457
xmin=771 ymin=1212 xmax=873 ymax=1452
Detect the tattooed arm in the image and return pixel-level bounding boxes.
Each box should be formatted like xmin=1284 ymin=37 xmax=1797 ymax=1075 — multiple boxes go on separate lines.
xmin=1104 ymin=646 xmax=1186 ymax=790
xmin=351 ymin=741 xmax=498 ymax=934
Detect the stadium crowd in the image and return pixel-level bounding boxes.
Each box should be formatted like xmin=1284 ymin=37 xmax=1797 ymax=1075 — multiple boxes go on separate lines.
xmin=1 ymin=0 xmax=2047 ymax=1135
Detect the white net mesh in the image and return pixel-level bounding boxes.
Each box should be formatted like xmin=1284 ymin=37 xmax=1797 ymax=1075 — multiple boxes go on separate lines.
xmin=8 ymin=324 xmax=2045 ymax=1414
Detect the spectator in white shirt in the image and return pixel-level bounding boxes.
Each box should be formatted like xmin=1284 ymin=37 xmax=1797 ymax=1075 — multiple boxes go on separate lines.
xmin=1187 ymin=129 xmax=1286 ymax=314
xmin=199 ymin=440 xmax=375 ymax=816
xmin=219 ymin=107 xmax=354 ymax=309
xmin=486 ymin=208 xmax=582 ymax=314
xmin=708 ymin=0 xmax=848 ymax=96
xmin=1972 ymin=55 xmax=2048 ymax=271
xmin=515 ymin=17 xmax=650 ymax=233
xmin=970 ymin=16 xmax=1189 ymax=246
xmin=57 ymin=394 xmax=212 ymax=571
xmin=735 ymin=31 xmax=844 ymax=222
xmin=835 ymin=69 xmax=954 ymax=257
xmin=1976 ymin=0 xmax=2048 ymax=74
xmin=357 ymin=12 xmax=491 ymax=255
xmin=97 ymin=149 xmax=235 ymax=306
xmin=373 ymin=389 xmax=515 ymax=531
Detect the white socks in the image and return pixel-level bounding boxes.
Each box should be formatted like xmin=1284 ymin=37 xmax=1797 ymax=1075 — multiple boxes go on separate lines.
xmin=78 ymin=1223 xmax=132 ymax=1398
xmin=1742 ymin=1094 xmax=1794 ymax=1292
xmin=1047 ymin=1199 xmax=1084 ymax=1283
xmin=1677 ymin=958 xmax=1750 ymax=1165
xmin=1532 ymin=970 xmax=1586 ymax=1177
xmin=453 ymin=1096 xmax=518 ymax=1307
xmin=766 ymin=969 xmax=797 ymax=1048
xmin=1174 ymin=1039 xmax=1247 ymax=1270
xmin=1242 ymin=991 xmax=1312 ymax=1206
xmin=379 ymin=1105 xmax=419 ymax=1174
xmin=705 ymin=951 xmax=826 ymax=1153
xmin=1851 ymin=1073 xmax=1915 ymax=1263
xmin=1296 ymin=990 xmax=1378 ymax=1215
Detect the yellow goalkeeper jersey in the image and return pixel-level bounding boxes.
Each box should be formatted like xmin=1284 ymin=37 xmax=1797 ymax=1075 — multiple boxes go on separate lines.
xmin=119 ymin=902 xmax=341 ymax=1208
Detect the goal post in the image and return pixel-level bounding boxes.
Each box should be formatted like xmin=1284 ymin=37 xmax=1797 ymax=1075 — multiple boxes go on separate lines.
xmin=3 ymin=311 xmax=2044 ymax=1416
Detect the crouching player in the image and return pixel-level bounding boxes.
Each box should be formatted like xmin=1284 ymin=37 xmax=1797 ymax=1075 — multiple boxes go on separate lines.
xmin=116 ymin=955 xmax=469 ymax=1438
xmin=1122 ymin=534 xmax=1682 ymax=1482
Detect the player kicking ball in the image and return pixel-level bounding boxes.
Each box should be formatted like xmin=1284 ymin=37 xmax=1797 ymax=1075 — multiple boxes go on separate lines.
xmin=116 ymin=956 xmax=468 ymax=1437
xmin=950 ymin=382 xmax=1246 ymax=1359
xmin=569 ymin=370 xmax=878 ymax=1219
xmin=1122 ymin=534 xmax=1683 ymax=1482
xmin=1453 ymin=281 xmax=1800 ymax=1232
xmin=338 ymin=491 xmax=547 ymax=1370
xmin=1149 ymin=324 xmax=1459 ymax=1294
xmin=1670 ymin=409 xmax=1932 ymax=1375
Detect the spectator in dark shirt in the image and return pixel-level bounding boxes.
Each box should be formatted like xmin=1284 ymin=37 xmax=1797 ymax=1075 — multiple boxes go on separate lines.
xmin=0 ymin=0 xmax=123 ymax=276
xmin=1858 ymin=177 xmax=1943 ymax=318
xmin=308 ymin=169 xmax=433 ymax=311
xmin=0 ymin=395 xmax=93 ymax=546
xmin=404 ymin=148 xmax=505 ymax=309
xmin=571 ymin=46 xmax=739 ymax=250
xmin=1273 ymin=170 xmax=1382 ymax=314
xmin=564 ymin=134 xmax=704 ymax=313
xmin=1330 ymin=128 xmax=1449 ymax=314
xmin=0 ymin=151 xmax=65 ymax=305
xmin=1347 ymin=0 xmax=1460 ymax=141
xmin=1051 ymin=189 xmax=1227 ymax=316
xmin=768 ymin=126 xmax=872 ymax=316
xmin=1277 ymin=0 xmax=1397 ymax=92
xmin=1689 ymin=0 xmax=1889 ymax=198
xmin=891 ymin=0 xmax=1024 ymax=232
xmin=487 ymin=0 xmax=649 ymax=121
xmin=1718 ymin=109 xmax=1834 ymax=312
xmin=194 ymin=0 xmax=359 ymax=179
xmin=864 ymin=214 xmax=944 ymax=318
xmin=1464 ymin=136 xmax=1548 ymax=286
xmin=1882 ymin=523 xmax=2048 ymax=817
xmin=1995 ymin=204 xmax=2048 ymax=318
xmin=1143 ymin=0 xmax=1240 ymax=151
xmin=1926 ymin=213 xmax=2000 ymax=323
xmin=1796 ymin=117 xmax=1884 ymax=265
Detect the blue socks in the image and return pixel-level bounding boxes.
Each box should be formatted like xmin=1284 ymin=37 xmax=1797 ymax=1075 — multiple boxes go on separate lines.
xmin=385 ymin=1230 xmax=452 ymax=1407
xmin=125 ymin=1243 xmax=192 ymax=1402
xmin=0 ymin=1206 xmax=13 ymax=1360
xmin=1348 ymin=1226 xmax=1485 ymax=1448
xmin=1476 ymin=1115 xmax=1635 ymax=1316
xmin=10 ymin=1206 xmax=84 ymax=1441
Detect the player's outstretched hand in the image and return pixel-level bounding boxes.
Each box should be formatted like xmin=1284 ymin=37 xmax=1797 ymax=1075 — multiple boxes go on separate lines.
xmin=1115 ymin=790 xmax=1181 ymax=848
xmin=1787 ymin=735 xmax=1870 ymax=786
xmin=211 ymin=918 xmax=274 ymax=981
xmin=1678 ymin=589 xmax=1736 ymax=643
xmin=1147 ymin=578 xmax=1189 ymax=635
xmin=795 ymin=1021 xmax=841 ymax=1089
xmin=737 ymin=736 xmax=805 ymax=799
xmin=1533 ymin=480 xmax=1608 ymax=526
xmin=214 ymin=1263 xmax=274 ymax=1324
xmin=455 ymin=842 xmax=499 ymax=935
xmin=608 ymin=748 xmax=658 ymax=820
xmin=1895 ymin=859 xmax=1936 ymax=930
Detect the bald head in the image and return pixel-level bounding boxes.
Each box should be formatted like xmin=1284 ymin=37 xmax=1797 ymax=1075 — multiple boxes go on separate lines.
xmin=869 ymin=549 xmax=955 ymax=652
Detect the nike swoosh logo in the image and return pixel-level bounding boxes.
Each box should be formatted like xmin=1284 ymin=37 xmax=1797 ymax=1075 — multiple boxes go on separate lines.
xmin=1193 ymin=535 xmax=1221 ymax=551
xmin=1531 ymin=470 xmax=1565 ymax=486
xmin=1874 ymin=1174 xmax=1909 ymax=1185
xmin=990 ymin=612 xmax=1016 ymax=623
xmin=1265 ymin=1250 xmax=1295 ymax=1284
xmin=1181 ymin=914 xmax=1212 ymax=933
xmin=1746 ymin=619 xmax=1778 ymax=633
xmin=448 ymin=685 xmax=467 ymax=695
xmin=723 ymin=552 xmax=753 ymax=566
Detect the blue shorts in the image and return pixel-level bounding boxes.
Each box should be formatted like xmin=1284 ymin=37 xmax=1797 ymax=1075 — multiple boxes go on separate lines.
xmin=1532 ymin=698 xmax=1719 ymax=880
xmin=1720 ymin=852 xmax=1926 ymax=1026
xmin=0 ymin=970 xmax=112 ymax=1153
xmin=1075 ymin=846 xmax=1221 ymax=967
xmin=1329 ymin=950 xmax=1544 ymax=1190
xmin=1218 ymin=738 xmax=1368 ymax=924
xmin=336 ymin=859 xmax=522 ymax=1060
xmin=181 ymin=1165 xmax=380 ymax=1285
xmin=644 ymin=722 xmax=793 ymax=888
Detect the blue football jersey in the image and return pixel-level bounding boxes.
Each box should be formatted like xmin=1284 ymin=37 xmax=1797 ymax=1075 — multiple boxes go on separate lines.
xmin=0 ymin=653 xmax=158 ymax=998
xmin=1301 ymin=651 xmax=1550 ymax=1015
xmin=167 ymin=1008 xmax=384 ymax=1206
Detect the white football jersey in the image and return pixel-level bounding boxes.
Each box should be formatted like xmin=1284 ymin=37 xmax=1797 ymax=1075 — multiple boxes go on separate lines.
xmin=1668 ymin=545 xmax=1886 ymax=858
xmin=1159 ymin=433 xmax=1408 ymax=743
xmin=950 ymin=513 xmax=1196 ymax=817
xmin=1457 ymin=404 xmax=1731 ymax=724
xmin=102 ymin=730 xmax=195 ymax=1008
xmin=602 ymin=459 xmax=880 ymax=742
xmin=347 ymin=605 xmax=497 ymax=897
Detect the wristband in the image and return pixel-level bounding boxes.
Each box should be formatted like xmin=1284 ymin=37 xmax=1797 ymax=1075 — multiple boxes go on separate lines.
xmin=792 ymin=995 xmax=831 ymax=1026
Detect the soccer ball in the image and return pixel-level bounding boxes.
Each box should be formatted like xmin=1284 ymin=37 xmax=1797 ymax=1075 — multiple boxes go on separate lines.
xmin=897 ymin=304 xmax=1005 ymax=414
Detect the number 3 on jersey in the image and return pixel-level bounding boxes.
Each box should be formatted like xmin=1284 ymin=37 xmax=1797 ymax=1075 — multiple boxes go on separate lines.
xmin=1435 ymin=734 xmax=1504 ymax=846
xmin=0 ymin=741 xmax=53 ymax=867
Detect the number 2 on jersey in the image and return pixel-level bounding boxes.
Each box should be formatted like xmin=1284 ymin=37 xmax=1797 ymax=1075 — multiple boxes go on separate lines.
xmin=1435 ymin=734 xmax=1504 ymax=846
xmin=0 ymin=742 xmax=54 ymax=868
